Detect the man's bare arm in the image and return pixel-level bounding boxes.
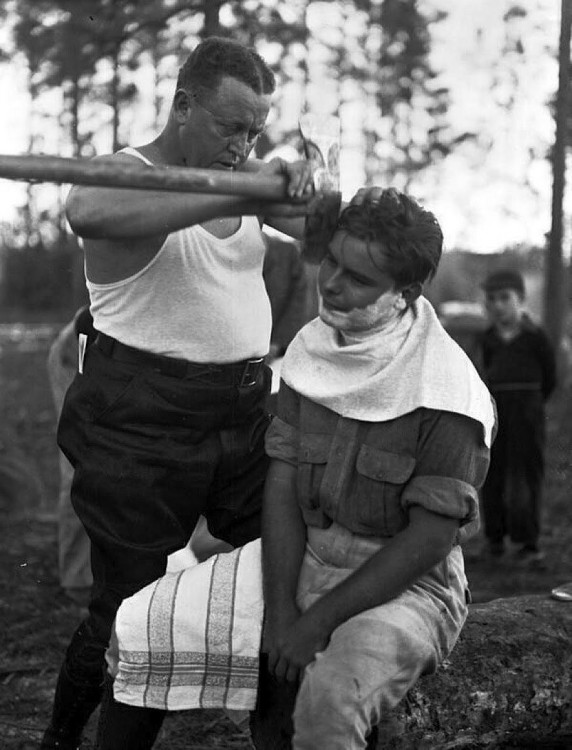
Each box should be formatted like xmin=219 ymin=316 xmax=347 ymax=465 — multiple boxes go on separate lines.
xmin=242 ymin=157 xmax=313 ymax=240
xmin=66 ymin=154 xmax=313 ymax=241
xmin=261 ymin=459 xmax=307 ymax=683
xmin=268 ymin=506 xmax=459 ymax=682
xmin=301 ymin=506 xmax=458 ymax=634
xmin=65 ymin=154 xmax=270 ymax=241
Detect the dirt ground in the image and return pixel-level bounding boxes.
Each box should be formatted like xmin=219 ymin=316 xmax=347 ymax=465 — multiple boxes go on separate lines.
xmin=1 ymin=329 xmax=571 ymax=749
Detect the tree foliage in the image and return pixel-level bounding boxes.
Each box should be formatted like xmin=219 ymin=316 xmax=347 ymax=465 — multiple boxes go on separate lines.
xmin=357 ymin=0 xmax=459 ymax=183
xmin=11 ymin=0 xmax=203 ymax=155
xmin=9 ymin=0 xmax=452 ymax=173
xmin=5 ymin=0 xmax=458 ymax=254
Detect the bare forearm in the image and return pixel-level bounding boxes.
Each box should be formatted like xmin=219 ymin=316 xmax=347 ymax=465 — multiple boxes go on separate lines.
xmin=243 ymin=157 xmax=310 ymax=240
xmin=261 ymin=460 xmax=307 ymax=620
xmin=303 ymin=510 xmax=458 ymax=637
xmin=66 ymin=187 xmax=258 ymax=239
xmin=264 ymin=199 xmax=349 ymax=241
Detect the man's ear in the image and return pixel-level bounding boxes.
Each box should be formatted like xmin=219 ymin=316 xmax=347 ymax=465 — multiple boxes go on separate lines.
xmin=173 ymin=89 xmax=193 ymax=123
xmin=401 ymin=282 xmax=422 ymax=307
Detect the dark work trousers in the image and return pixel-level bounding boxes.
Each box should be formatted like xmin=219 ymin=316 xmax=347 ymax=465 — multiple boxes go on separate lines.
xmin=54 ymin=340 xmax=271 ymax=733
xmin=482 ymin=389 xmax=545 ymax=547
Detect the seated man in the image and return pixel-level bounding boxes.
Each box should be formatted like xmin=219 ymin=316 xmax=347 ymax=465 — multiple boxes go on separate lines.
xmin=253 ymin=189 xmax=495 ymax=749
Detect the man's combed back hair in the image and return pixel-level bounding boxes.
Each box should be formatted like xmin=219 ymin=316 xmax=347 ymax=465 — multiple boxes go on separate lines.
xmin=337 ymin=191 xmax=443 ymax=288
xmin=177 ymin=36 xmax=275 ymax=100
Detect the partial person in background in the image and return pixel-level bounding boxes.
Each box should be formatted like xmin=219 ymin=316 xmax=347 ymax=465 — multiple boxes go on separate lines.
xmin=262 ymin=233 xmax=316 ymax=361
xmin=479 ymin=270 xmax=556 ymax=564
xmin=262 ymin=233 xmax=318 ymax=411
xmin=47 ymin=306 xmax=96 ymax=606
xmin=0 ymin=426 xmax=44 ymax=512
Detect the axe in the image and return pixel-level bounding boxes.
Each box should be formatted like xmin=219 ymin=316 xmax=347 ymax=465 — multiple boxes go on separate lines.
xmin=298 ymin=115 xmax=342 ymax=262
xmin=0 ymin=153 xmax=340 ymax=263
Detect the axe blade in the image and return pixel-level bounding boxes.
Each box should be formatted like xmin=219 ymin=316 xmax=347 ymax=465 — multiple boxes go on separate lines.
xmin=298 ymin=115 xmax=341 ymax=264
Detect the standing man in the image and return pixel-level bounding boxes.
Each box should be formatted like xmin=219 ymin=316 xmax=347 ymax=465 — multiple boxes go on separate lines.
xmin=41 ymin=36 xmax=314 ymax=750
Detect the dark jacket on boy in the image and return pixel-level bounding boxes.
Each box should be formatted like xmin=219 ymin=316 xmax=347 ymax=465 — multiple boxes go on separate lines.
xmin=479 ymin=315 xmax=556 ymax=552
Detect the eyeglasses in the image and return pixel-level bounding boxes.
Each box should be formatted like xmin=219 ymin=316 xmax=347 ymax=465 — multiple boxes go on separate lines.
xmin=192 ymin=98 xmax=265 ymax=146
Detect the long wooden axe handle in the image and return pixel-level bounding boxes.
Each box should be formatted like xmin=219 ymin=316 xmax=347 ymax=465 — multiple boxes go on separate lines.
xmin=0 ymin=152 xmax=341 ymax=262
xmin=0 ymin=153 xmax=289 ymax=198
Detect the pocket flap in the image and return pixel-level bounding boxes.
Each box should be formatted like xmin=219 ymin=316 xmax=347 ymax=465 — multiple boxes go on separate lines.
xmin=356 ymin=446 xmax=415 ymax=484
xmin=299 ymin=433 xmax=331 ymax=463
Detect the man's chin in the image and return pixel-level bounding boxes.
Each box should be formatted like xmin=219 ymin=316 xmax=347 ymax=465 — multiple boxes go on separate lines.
xmin=319 ymin=309 xmax=352 ymax=331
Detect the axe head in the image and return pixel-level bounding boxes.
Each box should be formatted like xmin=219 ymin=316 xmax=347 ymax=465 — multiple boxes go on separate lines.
xmin=302 ymin=191 xmax=342 ymax=264
xmin=298 ymin=116 xmax=341 ymax=264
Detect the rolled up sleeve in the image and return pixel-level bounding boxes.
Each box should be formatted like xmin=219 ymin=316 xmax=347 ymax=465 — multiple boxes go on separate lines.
xmin=401 ymin=475 xmax=480 ymax=542
xmin=400 ymin=409 xmax=492 ymax=543
xmin=265 ymin=417 xmax=299 ymax=466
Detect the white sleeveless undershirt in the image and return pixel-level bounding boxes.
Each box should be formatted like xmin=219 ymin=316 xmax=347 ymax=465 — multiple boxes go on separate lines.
xmin=86 ymin=147 xmax=272 ymax=363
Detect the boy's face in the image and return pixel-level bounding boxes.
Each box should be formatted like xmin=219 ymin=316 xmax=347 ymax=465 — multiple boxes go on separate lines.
xmin=485 ymin=287 xmax=524 ymax=327
xmin=317 ymin=230 xmax=405 ymax=333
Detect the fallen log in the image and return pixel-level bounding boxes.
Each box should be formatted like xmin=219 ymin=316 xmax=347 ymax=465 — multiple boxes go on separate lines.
xmin=377 ymin=595 xmax=572 ymax=748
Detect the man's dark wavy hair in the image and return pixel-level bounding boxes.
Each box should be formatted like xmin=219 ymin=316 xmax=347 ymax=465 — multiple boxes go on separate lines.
xmin=176 ymin=36 xmax=275 ymax=101
xmin=337 ymin=191 xmax=443 ymax=288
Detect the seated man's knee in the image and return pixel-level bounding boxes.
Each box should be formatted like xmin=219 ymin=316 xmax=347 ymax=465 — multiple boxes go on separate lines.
xmin=293 ymin=657 xmax=374 ymax=749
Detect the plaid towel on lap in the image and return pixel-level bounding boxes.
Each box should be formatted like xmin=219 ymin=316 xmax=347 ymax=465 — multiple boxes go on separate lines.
xmin=108 ymin=539 xmax=263 ymax=711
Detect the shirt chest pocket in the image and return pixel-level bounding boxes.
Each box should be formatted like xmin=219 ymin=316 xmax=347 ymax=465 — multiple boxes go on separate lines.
xmin=297 ymin=434 xmax=331 ymax=512
xmin=353 ymin=446 xmax=416 ymax=534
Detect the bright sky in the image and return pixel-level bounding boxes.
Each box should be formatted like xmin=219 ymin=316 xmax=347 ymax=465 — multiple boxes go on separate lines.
xmin=0 ymin=0 xmax=566 ymax=253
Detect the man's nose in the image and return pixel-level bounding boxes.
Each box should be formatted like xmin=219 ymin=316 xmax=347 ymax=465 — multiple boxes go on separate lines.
xmin=322 ymin=269 xmax=342 ymax=294
xmin=228 ymin=132 xmax=249 ymax=157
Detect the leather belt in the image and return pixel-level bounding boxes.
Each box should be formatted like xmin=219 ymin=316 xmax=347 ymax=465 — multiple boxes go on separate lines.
xmin=94 ymin=332 xmax=265 ymax=387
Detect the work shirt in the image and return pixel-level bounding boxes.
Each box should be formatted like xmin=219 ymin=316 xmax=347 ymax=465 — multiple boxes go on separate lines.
xmin=480 ymin=316 xmax=556 ymax=399
xmin=266 ymin=381 xmax=491 ymax=544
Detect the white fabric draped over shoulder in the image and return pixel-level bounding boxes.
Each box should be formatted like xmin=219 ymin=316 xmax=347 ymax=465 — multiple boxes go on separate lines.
xmin=281 ymin=296 xmax=495 ymax=447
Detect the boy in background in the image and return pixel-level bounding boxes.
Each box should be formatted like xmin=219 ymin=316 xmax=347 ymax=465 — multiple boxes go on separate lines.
xmin=479 ymin=270 xmax=556 ymax=563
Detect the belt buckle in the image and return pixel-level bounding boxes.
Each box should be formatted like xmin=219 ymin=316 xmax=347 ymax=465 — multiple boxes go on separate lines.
xmin=240 ymin=357 xmax=264 ymax=387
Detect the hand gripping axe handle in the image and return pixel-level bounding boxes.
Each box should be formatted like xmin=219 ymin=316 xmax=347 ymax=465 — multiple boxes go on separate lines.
xmin=0 ymin=153 xmax=340 ymax=262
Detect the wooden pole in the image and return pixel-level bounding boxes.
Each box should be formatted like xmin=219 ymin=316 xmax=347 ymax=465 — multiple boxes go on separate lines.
xmin=544 ymin=0 xmax=571 ymax=349
xmin=0 ymin=153 xmax=289 ymax=199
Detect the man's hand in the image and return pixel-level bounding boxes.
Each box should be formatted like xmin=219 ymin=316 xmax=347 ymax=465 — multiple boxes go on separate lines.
xmin=350 ymin=186 xmax=401 ymax=206
xmin=260 ymin=157 xmax=314 ymax=199
xmin=254 ymin=157 xmax=315 ymax=219
xmin=265 ymin=608 xmax=331 ymax=684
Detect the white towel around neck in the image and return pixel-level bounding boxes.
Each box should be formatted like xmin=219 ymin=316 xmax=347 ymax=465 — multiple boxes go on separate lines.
xmin=281 ymin=296 xmax=495 ymax=447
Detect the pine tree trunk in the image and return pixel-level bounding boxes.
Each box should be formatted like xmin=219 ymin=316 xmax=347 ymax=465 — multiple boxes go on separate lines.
xmin=544 ymin=0 xmax=571 ymax=355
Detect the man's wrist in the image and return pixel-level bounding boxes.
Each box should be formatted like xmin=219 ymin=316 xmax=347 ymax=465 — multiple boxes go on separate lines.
xmin=302 ymin=598 xmax=342 ymax=638
xmin=265 ymin=597 xmax=300 ymax=626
